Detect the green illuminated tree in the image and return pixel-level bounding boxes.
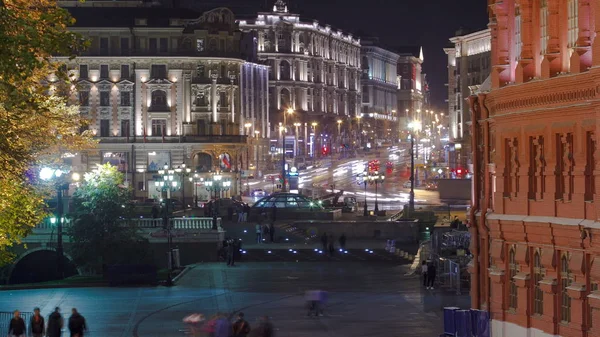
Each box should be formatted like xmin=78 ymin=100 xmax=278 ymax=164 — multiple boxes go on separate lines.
xmin=0 ymin=0 xmax=94 ymax=264
xmin=68 ymin=164 xmax=150 ymax=274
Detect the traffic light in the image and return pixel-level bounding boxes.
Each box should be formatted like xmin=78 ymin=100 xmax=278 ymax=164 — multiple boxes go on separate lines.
xmin=322 ymin=145 xmax=328 ymax=155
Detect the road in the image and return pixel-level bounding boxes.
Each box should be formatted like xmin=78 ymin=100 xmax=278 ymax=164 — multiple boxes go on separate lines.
xmin=248 ymin=145 xmax=443 ymax=210
xmin=0 ymin=261 xmax=469 ymax=337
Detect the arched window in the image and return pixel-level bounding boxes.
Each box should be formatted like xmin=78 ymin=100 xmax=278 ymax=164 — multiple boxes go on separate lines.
xmin=561 ymin=254 xmax=572 ymax=322
xmin=151 ymin=90 xmax=167 ymax=107
xmin=280 ymin=88 xmax=290 ymax=109
xmin=509 ymin=248 xmax=518 ymax=310
xmin=279 ymin=60 xmax=291 ymax=80
xmin=533 ymin=251 xmax=544 ymax=315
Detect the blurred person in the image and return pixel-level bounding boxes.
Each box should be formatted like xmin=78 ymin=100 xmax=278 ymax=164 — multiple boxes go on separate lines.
xmin=421 ymin=261 xmax=428 ymax=287
xmin=30 ymin=307 xmax=45 ymax=337
xmin=271 ymin=204 xmax=277 ymax=223
xmin=237 ymin=204 xmax=244 ymax=223
xmin=243 ymin=203 xmax=250 ymax=222
xmin=250 ymin=316 xmax=274 ymax=337
xmin=8 ymin=310 xmax=25 ymax=337
xmin=427 ymin=263 xmax=437 ymax=289
xmin=269 ymin=223 xmax=275 ymax=243
xmin=227 ymin=239 xmax=236 ymax=267
xmin=68 ymin=308 xmax=87 ymax=337
xmin=151 ymin=204 xmax=159 ymax=219
xmin=321 ymin=232 xmax=328 ymax=251
xmin=338 ymin=233 xmax=346 ymax=250
xmin=213 ymin=312 xmax=232 ymax=337
xmin=47 ymin=307 xmax=63 ymax=337
xmin=255 ymin=223 xmax=262 ymax=243
xmin=328 ymin=234 xmax=335 ymax=256
xmin=232 ymin=312 xmax=251 ymax=337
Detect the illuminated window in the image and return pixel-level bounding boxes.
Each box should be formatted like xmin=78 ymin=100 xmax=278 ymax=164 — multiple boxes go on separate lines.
xmin=561 ymin=254 xmax=572 ymax=322
xmin=509 ymin=248 xmax=518 ymax=310
xmin=568 ymin=0 xmax=579 ymax=47
xmin=540 ymin=0 xmax=549 ymax=54
xmin=514 ymin=6 xmax=522 ymax=61
xmin=533 ymin=251 xmax=544 ymax=315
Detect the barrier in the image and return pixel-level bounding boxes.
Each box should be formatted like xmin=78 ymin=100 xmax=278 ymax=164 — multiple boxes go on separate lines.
xmin=0 ymin=311 xmax=33 ymax=337
xmin=442 ymin=308 xmax=490 ymax=337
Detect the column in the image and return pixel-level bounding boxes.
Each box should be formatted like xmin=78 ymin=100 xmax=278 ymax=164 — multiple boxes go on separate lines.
xmin=134 ymin=69 xmax=148 ymax=136
xmin=184 ymin=73 xmax=191 ymax=123
xmin=211 ymin=73 xmax=218 ymax=123
xmin=230 ymin=75 xmax=236 ymax=123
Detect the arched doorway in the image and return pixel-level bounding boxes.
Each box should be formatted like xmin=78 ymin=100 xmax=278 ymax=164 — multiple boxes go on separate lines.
xmin=280 ymin=88 xmax=291 ymax=110
xmin=9 ymin=249 xmax=78 ymax=284
xmin=193 ymin=152 xmax=213 ymax=172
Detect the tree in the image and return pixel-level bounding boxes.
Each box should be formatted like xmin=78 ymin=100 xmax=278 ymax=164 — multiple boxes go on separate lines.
xmin=0 ymin=0 xmax=93 ymax=263
xmin=68 ymin=164 xmax=150 ymax=273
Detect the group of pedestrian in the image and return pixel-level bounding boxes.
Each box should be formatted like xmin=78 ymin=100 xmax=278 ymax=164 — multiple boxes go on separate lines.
xmin=421 ymin=260 xmax=437 ymax=290
xmin=255 ymin=223 xmax=275 ymax=243
xmin=223 ymin=238 xmax=242 ymax=267
xmin=320 ymin=232 xmax=346 ymax=255
xmin=8 ymin=307 xmax=86 ymax=337
xmin=236 ymin=203 xmax=251 ymax=223
xmin=183 ymin=312 xmax=274 ymax=337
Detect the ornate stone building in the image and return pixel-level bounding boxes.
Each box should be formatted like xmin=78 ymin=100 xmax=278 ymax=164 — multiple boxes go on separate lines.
xmin=470 ymin=1 xmax=600 ymax=337
xmin=444 ymin=29 xmax=491 ymax=171
xmin=396 ymin=46 xmax=428 ymax=139
xmin=238 ymin=0 xmax=362 ymax=156
xmin=360 ymin=38 xmax=399 ymax=145
xmin=57 ymin=2 xmax=270 ymax=202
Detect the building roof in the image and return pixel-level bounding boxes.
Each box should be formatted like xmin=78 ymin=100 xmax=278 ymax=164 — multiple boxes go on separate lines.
xmin=66 ymin=6 xmax=201 ymax=27
xmin=393 ymin=45 xmax=421 ymax=57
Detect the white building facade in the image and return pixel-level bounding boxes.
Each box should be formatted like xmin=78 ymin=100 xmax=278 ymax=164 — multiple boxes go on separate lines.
xmin=238 ymin=0 xmax=362 ymax=156
xmin=360 ymin=39 xmax=399 ymax=145
xmin=57 ymin=4 xmax=270 ymax=202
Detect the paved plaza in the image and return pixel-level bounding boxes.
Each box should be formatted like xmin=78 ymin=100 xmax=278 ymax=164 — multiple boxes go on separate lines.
xmin=0 ymin=261 xmax=469 ymax=337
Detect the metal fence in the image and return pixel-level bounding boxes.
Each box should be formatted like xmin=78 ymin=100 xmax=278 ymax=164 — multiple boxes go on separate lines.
xmin=0 ymin=311 xmax=33 ymax=337
xmin=430 ymin=254 xmax=462 ymax=295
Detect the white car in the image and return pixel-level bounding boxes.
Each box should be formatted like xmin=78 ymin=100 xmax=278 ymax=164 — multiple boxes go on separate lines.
xmin=252 ymin=189 xmax=266 ymax=198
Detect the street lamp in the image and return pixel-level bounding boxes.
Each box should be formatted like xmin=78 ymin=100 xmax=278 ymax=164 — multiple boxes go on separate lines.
xmin=254 ymin=130 xmax=260 ymax=175
xmin=40 ymin=167 xmax=80 ymax=280
xmin=190 ymin=173 xmax=205 ymax=207
xmin=155 ymin=164 xmax=179 ymax=286
xmin=281 ymin=108 xmax=294 ymax=192
xmin=356 ymin=170 xmax=385 ymax=215
xmin=356 ymin=172 xmax=369 ymax=216
xmin=311 ymin=122 xmax=318 ymax=158
xmin=205 ymin=172 xmax=232 ymax=230
xmin=407 ymin=120 xmax=422 ymax=214
xmin=174 ymin=164 xmax=192 ymax=209
xmin=293 ymin=122 xmax=301 ymax=157
xmin=244 ymin=122 xmax=252 ymax=136
xmin=369 ymin=171 xmax=385 ymax=212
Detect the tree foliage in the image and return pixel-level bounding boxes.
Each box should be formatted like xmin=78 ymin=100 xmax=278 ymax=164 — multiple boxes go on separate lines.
xmin=68 ymin=164 xmax=150 ymax=273
xmin=0 ymin=0 xmax=94 ymax=264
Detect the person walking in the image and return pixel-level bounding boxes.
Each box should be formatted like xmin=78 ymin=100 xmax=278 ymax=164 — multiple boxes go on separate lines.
xmin=338 ymin=233 xmax=347 ymax=250
xmin=237 ymin=204 xmax=244 ymax=223
xmin=421 ymin=261 xmax=428 ymax=287
xmin=30 ymin=307 xmax=45 ymax=337
xmin=321 ymin=232 xmax=328 ymax=252
xmin=271 ymin=204 xmax=277 ymax=223
xmin=232 ymin=312 xmax=251 ymax=337
xmin=269 ymin=223 xmax=275 ymax=243
xmin=427 ymin=263 xmax=437 ymax=289
xmin=47 ymin=307 xmax=63 ymax=337
xmin=227 ymin=239 xmax=236 ymax=267
xmin=243 ymin=203 xmax=250 ymax=222
xmin=328 ymin=234 xmax=335 ymax=256
xmin=8 ymin=310 xmax=26 ymax=337
xmin=255 ymin=223 xmax=262 ymax=243
xmin=68 ymin=308 xmax=87 ymax=337
xmin=213 ymin=312 xmax=232 ymax=337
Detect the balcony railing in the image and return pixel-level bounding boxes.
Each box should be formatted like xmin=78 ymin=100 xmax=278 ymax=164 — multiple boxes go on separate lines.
xmin=35 ymin=217 xmax=221 ymax=231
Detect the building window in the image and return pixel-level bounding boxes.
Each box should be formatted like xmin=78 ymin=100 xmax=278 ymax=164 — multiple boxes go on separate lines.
xmin=591 ymin=282 xmax=599 ymax=329
xmin=514 ymin=6 xmax=522 ymax=61
xmin=79 ymin=91 xmax=89 ymax=106
xmin=100 ymin=91 xmax=110 ymax=106
xmin=196 ymin=38 xmax=205 ymax=52
xmin=121 ymin=64 xmax=130 ymax=79
xmin=196 ymin=64 xmax=205 ymax=78
xmin=151 ymin=90 xmax=167 ymax=107
xmin=120 ymin=37 xmax=130 ymax=56
xmin=100 ymin=119 xmax=110 ymax=137
xmin=533 ymin=251 xmax=544 ymax=315
xmin=568 ymin=0 xmax=579 ymax=47
xmin=100 ymin=64 xmax=109 ymax=79
xmin=120 ymin=119 xmax=130 ymax=137
xmin=120 ymin=91 xmax=130 ymax=106
xmin=100 ymin=37 xmax=109 ymax=55
xmin=585 ymin=132 xmax=596 ymax=201
xmin=152 ymin=119 xmax=166 ymax=136
xmin=149 ymin=38 xmax=157 ymax=54
xmin=79 ymin=64 xmax=88 ymax=79
xmin=561 ymin=254 xmax=572 ymax=323
xmin=508 ymin=248 xmax=518 ymax=310
xmin=159 ymin=38 xmax=168 ymax=53
xmin=540 ymin=0 xmax=549 ymax=54
xmin=151 ymin=64 xmax=167 ymax=79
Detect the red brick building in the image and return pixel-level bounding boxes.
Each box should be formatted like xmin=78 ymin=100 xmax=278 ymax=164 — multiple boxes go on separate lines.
xmin=469 ymin=1 xmax=600 ymax=336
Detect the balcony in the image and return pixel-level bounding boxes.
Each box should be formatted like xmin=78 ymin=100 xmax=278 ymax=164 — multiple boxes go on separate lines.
xmin=98 ymin=135 xmax=248 ymax=144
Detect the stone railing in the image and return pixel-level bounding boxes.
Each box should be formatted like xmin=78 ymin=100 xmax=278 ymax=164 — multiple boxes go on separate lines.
xmin=35 ymin=217 xmax=221 ymax=231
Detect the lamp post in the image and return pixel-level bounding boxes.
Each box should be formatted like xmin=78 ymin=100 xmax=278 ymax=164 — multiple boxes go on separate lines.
xmin=356 ymin=114 xmax=362 ymax=148
xmin=155 ymin=164 xmax=179 ymax=286
xmin=254 ymin=130 xmax=260 ymax=176
xmin=311 ymin=122 xmax=318 ymax=158
xmin=174 ymin=164 xmax=192 ymax=209
xmin=280 ymin=108 xmax=294 ymax=192
xmin=40 ymin=167 xmax=80 ymax=280
xmin=408 ymin=120 xmax=422 ymax=214
xmin=293 ymin=122 xmax=301 ymax=158
xmin=337 ymin=119 xmax=342 ymax=153
xmin=370 ymin=171 xmax=385 ymax=213
xmin=205 ymin=172 xmax=232 ymax=230
xmin=190 ymin=173 xmax=205 ymax=207
xmin=356 ymin=172 xmax=369 ymax=216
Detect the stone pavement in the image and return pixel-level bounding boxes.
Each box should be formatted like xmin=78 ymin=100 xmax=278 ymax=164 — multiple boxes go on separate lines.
xmin=0 ymin=261 xmax=469 ymax=337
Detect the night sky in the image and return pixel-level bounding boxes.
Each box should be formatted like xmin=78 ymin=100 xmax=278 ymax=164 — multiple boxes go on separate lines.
xmin=180 ymin=0 xmax=490 ymax=109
